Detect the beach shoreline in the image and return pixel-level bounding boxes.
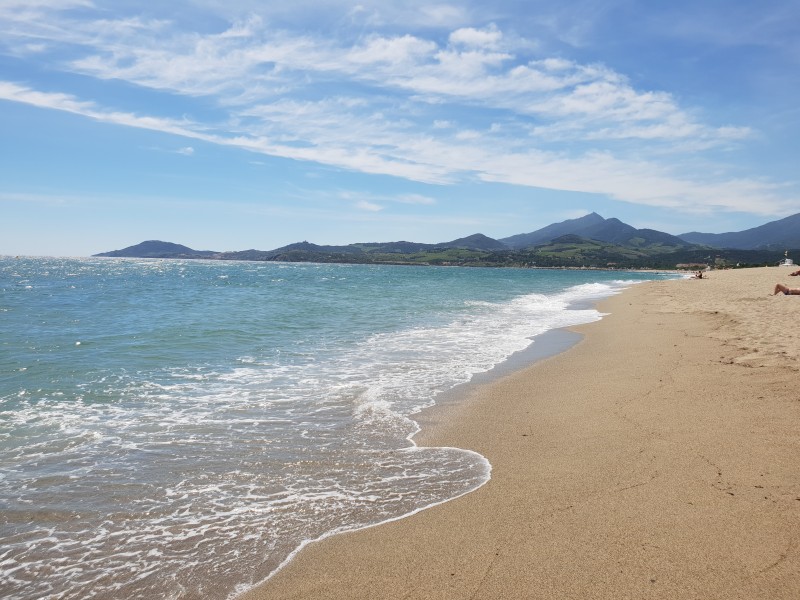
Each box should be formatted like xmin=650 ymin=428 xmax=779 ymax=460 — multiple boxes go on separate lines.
xmin=242 ymin=267 xmax=800 ymax=600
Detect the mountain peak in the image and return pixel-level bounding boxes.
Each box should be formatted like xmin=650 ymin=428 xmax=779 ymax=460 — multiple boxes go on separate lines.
xmin=499 ymin=213 xmax=688 ymax=249
xmin=499 ymin=213 xmax=606 ymax=249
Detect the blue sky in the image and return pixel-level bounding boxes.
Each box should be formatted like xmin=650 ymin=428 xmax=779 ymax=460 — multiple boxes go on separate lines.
xmin=1 ymin=0 xmax=799 ymax=256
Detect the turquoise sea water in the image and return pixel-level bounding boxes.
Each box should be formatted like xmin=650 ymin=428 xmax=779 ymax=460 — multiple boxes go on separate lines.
xmin=0 ymin=257 xmax=674 ymax=599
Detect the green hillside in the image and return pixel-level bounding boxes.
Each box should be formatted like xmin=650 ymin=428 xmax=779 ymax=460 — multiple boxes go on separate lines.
xmin=95 ymin=212 xmax=800 ymax=270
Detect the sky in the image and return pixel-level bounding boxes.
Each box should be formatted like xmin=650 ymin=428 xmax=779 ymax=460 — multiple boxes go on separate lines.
xmin=1 ymin=0 xmax=799 ymax=256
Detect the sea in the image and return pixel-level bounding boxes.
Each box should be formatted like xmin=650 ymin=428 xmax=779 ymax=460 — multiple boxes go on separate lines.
xmin=0 ymin=256 xmax=676 ymax=599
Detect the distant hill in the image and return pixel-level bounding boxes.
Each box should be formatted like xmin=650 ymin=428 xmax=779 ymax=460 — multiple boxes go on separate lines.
xmin=218 ymin=236 xmax=508 ymax=260
xmin=500 ymin=213 xmax=687 ymax=249
xmin=95 ymin=240 xmax=217 ymax=258
xmin=440 ymin=233 xmax=508 ymax=251
xmin=356 ymin=241 xmax=435 ymax=254
xmin=219 ymin=241 xmax=366 ymax=262
xmin=679 ymin=213 xmax=800 ymax=250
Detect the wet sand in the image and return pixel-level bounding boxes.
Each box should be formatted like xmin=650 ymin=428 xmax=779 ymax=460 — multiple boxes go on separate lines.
xmin=242 ymin=267 xmax=800 ymax=600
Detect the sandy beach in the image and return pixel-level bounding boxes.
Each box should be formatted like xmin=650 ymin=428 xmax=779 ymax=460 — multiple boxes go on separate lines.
xmin=242 ymin=266 xmax=800 ymax=600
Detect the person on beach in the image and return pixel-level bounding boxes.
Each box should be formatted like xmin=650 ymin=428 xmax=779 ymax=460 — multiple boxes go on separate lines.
xmin=772 ymin=283 xmax=800 ymax=295
xmin=790 ymin=269 xmax=800 ymax=276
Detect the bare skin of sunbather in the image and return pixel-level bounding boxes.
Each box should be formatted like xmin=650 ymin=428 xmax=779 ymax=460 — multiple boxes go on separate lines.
xmin=772 ymin=283 xmax=800 ymax=295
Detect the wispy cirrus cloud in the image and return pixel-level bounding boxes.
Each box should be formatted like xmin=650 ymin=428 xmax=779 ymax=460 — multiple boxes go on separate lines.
xmin=3 ymin=6 xmax=741 ymax=146
xmin=63 ymin=19 xmax=749 ymax=149
xmin=0 ymin=77 xmax=788 ymax=217
xmin=0 ymin=2 xmax=794 ymax=220
xmin=0 ymin=81 xmax=208 ymax=140
xmin=355 ymin=200 xmax=383 ymax=212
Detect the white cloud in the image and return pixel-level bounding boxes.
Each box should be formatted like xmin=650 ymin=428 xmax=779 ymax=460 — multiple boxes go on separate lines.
xmin=2 ymin=8 xmax=740 ymax=148
xmin=417 ymin=4 xmax=470 ymax=27
xmin=3 ymin=78 xmax=790 ymax=218
xmin=347 ymin=34 xmax=437 ymax=66
xmin=454 ymin=129 xmax=481 ymax=141
xmin=3 ymin=9 xmax=691 ymax=143
xmin=0 ymin=0 xmax=92 ymax=12
xmin=355 ymin=200 xmax=383 ymax=211
xmin=186 ymin=0 xmax=473 ymax=29
xmin=448 ymin=25 xmax=502 ymax=49
xmin=0 ymin=7 xmax=793 ymax=221
xmin=0 ymin=82 xmax=206 ymax=139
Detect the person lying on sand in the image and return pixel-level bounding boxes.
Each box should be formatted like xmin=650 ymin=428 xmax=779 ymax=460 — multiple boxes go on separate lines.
xmin=790 ymin=269 xmax=800 ymax=276
xmin=772 ymin=283 xmax=800 ymax=295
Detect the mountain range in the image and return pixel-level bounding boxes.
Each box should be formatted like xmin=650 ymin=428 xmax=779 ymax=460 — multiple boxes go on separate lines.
xmin=678 ymin=212 xmax=800 ymax=250
xmin=502 ymin=212 xmax=690 ymax=249
xmin=95 ymin=212 xmax=800 ymax=269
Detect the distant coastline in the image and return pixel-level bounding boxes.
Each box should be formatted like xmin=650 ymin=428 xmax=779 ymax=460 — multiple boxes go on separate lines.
xmin=91 ymin=212 xmax=800 ymax=271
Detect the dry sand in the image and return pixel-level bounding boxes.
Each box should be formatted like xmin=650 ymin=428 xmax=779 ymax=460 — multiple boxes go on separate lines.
xmin=242 ymin=267 xmax=800 ymax=600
